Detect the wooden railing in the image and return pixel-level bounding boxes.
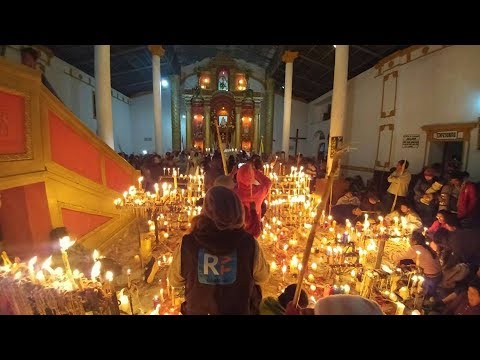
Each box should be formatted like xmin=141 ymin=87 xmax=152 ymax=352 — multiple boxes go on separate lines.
xmin=0 ymin=58 xmax=138 ymax=252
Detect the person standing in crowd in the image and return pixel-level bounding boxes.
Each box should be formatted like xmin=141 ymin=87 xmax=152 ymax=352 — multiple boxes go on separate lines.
xmin=449 ymin=171 xmax=478 ymax=228
xmin=413 ymin=167 xmax=443 ymax=227
xmin=442 ymin=279 xmax=480 ymax=315
xmin=393 ymin=231 xmax=442 ymax=298
xmin=385 ymin=199 xmax=423 ymax=231
xmin=433 ymin=213 xmax=480 ymax=270
xmin=305 ymin=158 xmax=318 ymax=194
xmin=204 ymin=152 xmax=224 ymax=192
xmin=336 ymin=191 xmax=361 ymax=206
xmin=167 ymin=186 xmax=270 ymax=315
xmin=383 ymin=160 xmax=411 ymax=214
xmin=234 ymin=162 xmax=272 ymax=238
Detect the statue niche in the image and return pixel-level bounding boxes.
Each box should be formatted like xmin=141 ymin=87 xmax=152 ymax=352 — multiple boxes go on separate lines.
xmin=210 ymin=91 xmax=235 ymax=149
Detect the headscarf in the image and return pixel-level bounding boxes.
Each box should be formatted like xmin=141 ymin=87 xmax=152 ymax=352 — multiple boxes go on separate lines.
xmin=202 ymin=186 xmax=245 ymax=231
xmin=314 ymin=294 xmax=384 ymax=315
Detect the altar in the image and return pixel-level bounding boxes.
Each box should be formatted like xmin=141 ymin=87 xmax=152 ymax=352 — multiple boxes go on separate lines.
xmin=183 ymin=54 xmax=263 ymax=153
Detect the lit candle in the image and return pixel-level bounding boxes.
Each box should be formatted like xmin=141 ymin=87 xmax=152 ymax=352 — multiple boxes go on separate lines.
xmin=59 ymin=236 xmax=77 ymax=289
xmin=73 ymin=269 xmax=84 ymax=291
xmin=138 ymin=176 xmax=144 ymax=190
xmin=378 ymin=216 xmax=384 ymax=227
xmin=28 ymin=256 xmax=37 ymax=284
xmin=415 ymin=250 xmax=421 ymax=267
xmin=159 ymin=288 xmax=165 ymax=302
xmin=395 ymin=301 xmax=405 ymax=315
xmin=153 ymin=295 xmax=161 ymax=308
xmin=173 ymin=169 xmax=178 ymax=190
xmin=105 ymin=271 xmax=114 ymax=293
xmin=281 ymin=265 xmax=287 ymax=282
xmin=91 ymin=261 xmax=101 ymax=282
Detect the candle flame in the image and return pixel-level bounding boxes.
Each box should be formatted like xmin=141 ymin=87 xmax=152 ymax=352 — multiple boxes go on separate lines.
xmin=54 ymin=267 xmax=64 ymax=277
xmin=28 ymin=256 xmax=38 ymax=269
xmin=91 ymin=261 xmax=101 ymax=281
xmin=41 ymin=256 xmax=53 ymax=270
xmin=73 ymin=269 xmax=80 ymax=278
xmin=138 ymin=176 xmax=144 ymax=183
xmin=36 ymin=270 xmax=45 ymax=282
xmin=59 ymin=236 xmax=75 ymax=251
xmin=93 ymin=249 xmax=100 ymax=262
xmin=105 ymin=271 xmax=114 ymax=282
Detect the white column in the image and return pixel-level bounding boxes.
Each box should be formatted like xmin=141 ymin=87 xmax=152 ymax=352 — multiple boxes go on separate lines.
xmin=149 ymin=45 xmax=165 ymax=155
xmin=281 ymin=51 xmax=299 ymax=157
xmin=327 ymin=45 xmax=349 ymax=175
xmin=94 ymin=45 xmax=114 ymax=149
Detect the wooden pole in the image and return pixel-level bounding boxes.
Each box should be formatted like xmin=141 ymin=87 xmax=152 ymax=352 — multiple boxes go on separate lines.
xmin=293 ymin=147 xmax=348 ymax=307
xmin=374 ymin=234 xmax=388 ymax=269
xmin=214 ymin=118 xmax=228 ymax=175
xmin=390 ymin=159 xmax=407 ymax=212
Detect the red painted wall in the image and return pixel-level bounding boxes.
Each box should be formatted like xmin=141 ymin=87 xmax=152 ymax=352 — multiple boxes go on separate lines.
xmin=49 ymin=111 xmax=102 ymax=184
xmin=0 ymin=90 xmax=26 ymax=154
xmin=105 ymin=157 xmax=132 ymax=193
xmin=61 ymin=208 xmax=112 ymax=239
xmin=0 ymin=182 xmax=52 ymax=257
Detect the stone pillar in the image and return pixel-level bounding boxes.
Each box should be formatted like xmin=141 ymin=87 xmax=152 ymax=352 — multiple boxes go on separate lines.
xmin=281 ymin=50 xmax=299 ymax=157
xmin=148 ymin=45 xmax=165 ymax=155
xmin=204 ymin=105 xmax=211 ymax=149
xmin=235 ymin=105 xmax=241 ymax=149
xmin=326 ymin=45 xmax=349 ymax=175
xmin=170 ymin=74 xmax=181 ymax=151
xmin=253 ymin=103 xmax=259 ymax=153
xmin=94 ymin=45 xmax=114 ymax=149
xmin=185 ymin=99 xmax=192 ymax=151
xmin=264 ymin=78 xmax=275 ymax=154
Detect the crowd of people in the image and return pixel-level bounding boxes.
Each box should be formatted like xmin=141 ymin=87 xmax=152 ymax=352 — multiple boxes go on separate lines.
xmin=118 ymin=148 xmax=480 ymax=315
xmin=329 ymin=159 xmax=480 ymax=314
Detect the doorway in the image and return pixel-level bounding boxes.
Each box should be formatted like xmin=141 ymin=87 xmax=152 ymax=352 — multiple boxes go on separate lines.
xmin=427 ymin=141 xmax=463 ymax=176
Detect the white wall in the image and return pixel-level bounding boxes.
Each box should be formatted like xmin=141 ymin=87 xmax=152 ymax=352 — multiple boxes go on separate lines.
xmin=307 ymin=92 xmax=333 ymax=160
xmin=273 ymin=94 xmax=309 ymax=155
xmin=3 ymin=45 xmax=133 ymax=154
xmin=305 ymin=45 xmax=480 ymax=182
xmin=129 ymin=90 xmax=172 ymax=154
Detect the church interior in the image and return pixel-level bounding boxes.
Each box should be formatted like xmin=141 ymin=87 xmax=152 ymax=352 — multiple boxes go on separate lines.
xmin=1 ymin=44 xmax=479 ymax=315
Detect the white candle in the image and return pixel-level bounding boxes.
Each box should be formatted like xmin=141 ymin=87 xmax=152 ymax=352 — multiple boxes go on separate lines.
xmin=395 ymin=301 xmax=405 ymax=315
xmin=415 ymin=250 xmax=421 ymax=267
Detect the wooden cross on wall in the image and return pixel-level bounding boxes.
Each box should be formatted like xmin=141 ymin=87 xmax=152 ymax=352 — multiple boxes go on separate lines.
xmin=290 ymin=128 xmax=307 ymax=156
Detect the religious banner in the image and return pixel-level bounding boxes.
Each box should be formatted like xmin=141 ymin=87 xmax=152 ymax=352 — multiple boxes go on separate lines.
xmin=402 ymin=134 xmax=420 ymax=148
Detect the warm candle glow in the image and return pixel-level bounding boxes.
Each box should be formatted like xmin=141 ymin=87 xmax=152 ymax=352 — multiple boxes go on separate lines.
xmin=59 ymin=236 xmax=75 ymax=251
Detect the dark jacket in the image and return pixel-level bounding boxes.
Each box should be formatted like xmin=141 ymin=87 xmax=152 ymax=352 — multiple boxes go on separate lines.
xmin=444 ymin=228 xmax=480 ymax=269
xmin=180 ymin=219 xmax=257 ymax=315
xmin=443 ymin=291 xmax=480 ymax=315
xmin=330 ymin=204 xmax=360 ymax=225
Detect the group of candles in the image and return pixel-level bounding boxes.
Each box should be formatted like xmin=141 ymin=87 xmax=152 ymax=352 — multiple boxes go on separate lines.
xmin=0 ymin=238 xmax=114 ymax=298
